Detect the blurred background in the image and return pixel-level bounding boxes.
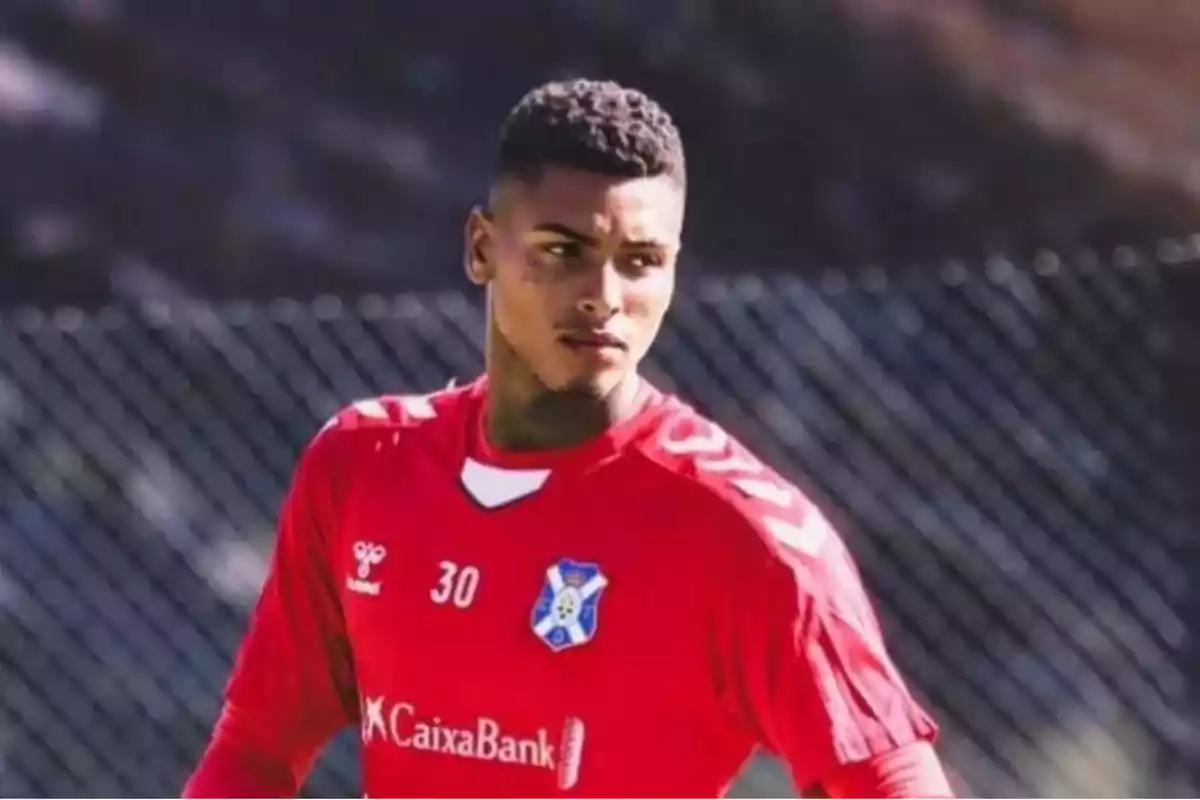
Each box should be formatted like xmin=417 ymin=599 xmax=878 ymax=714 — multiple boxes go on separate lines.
xmin=0 ymin=0 xmax=1198 ymax=796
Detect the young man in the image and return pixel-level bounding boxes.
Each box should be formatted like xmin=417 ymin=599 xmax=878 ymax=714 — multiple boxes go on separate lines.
xmin=184 ymin=79 xmax=952 ymax=798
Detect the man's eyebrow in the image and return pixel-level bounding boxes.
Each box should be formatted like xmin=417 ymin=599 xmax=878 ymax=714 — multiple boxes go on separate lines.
xmin=530 ymin=223 xmax=670 ymax=250
xmin=621 ymin=238 xmax=670 ymax=250
xmin=530 ymin=223 xmax=599 ymax=245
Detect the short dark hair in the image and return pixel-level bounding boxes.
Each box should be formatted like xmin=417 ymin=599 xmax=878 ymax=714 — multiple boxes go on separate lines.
xmin=496 ymin=78 xmax=685 ymax=187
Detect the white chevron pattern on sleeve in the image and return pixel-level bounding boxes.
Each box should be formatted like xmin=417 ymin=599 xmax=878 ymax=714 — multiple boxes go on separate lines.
xmin=659 ymin=414 xmax=829 ymax=557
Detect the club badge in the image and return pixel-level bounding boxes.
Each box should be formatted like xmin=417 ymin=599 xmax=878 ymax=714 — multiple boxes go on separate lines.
xmin=531 ymin=558 xmax=608 ymax=652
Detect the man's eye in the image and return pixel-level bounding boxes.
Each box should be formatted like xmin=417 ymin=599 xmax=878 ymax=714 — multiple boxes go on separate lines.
xmin=540 ymin=242 xmax=578 ymax=259
xmin=627 ymin=252 xmax=665 ymax=270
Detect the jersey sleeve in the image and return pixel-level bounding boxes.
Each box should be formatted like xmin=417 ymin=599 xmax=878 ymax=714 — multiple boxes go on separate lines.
xmin=712 ymin=492 xmax=940 ymax=794
xmin=184 ymin=425 xmax=359 ymax=797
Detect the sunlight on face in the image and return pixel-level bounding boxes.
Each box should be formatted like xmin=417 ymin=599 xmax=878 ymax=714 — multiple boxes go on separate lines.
xmin=487 ymin=167 xmax=685 ymax=394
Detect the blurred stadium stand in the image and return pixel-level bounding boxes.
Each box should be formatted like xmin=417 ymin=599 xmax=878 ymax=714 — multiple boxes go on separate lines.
xmin=2 ymin=1 xmax=1199 ymax=797
xmin=0 ymin=0 xmax=1198 ymax=307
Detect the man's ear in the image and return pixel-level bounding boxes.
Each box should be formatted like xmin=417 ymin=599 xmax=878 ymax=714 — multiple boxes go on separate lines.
xmin=464 ymin=207 xmax=495 ymax=286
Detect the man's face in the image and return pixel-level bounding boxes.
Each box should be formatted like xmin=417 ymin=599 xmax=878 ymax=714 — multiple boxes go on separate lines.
xmin=467 ymin=166 xmax=684 ymax=396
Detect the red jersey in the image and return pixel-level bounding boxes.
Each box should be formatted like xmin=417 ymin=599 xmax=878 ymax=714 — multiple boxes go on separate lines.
xmin=190 ymin=377 xmax=939 ymax=797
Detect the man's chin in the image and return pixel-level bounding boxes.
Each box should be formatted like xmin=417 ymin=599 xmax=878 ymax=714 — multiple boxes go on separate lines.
xmin=548 ymin=367 xmax=628 ymax=399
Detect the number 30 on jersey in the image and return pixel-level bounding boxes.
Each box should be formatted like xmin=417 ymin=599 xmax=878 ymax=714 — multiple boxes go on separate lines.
xmin=430 ymin=560 xmax=481 ymax=609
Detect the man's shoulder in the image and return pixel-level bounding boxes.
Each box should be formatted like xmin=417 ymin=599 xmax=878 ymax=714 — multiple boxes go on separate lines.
xmin=288 ymin=382 xmax=474 ymax=501
xmin=298 ymin=382 xmax=473 ymax=478
xmin=636 ymin=399 xmax=834 ymax=561
xmin=314 ymin=383 xmax=470 ymax=441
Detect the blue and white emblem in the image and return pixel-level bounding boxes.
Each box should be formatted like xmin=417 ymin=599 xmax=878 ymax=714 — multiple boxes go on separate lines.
xmin=531 ymin=559 xmax=608 ymax=652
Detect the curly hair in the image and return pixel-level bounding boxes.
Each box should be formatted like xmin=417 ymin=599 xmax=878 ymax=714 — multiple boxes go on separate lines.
xmin=496 ymin=78 xmax=686 ymax=187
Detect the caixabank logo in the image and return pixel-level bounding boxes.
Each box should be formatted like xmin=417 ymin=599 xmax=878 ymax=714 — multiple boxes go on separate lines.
xmin=359 ymin=696 xmax=585 ymax=790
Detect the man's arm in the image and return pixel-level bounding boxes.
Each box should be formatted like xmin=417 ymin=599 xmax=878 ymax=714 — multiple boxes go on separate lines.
xmin=715 ymin=498 xmax=953 ymax=798
xmin=184 ymin=428 xmax=358 ymax=798
xmin=814 ymin=741 xmax=951 ymax=798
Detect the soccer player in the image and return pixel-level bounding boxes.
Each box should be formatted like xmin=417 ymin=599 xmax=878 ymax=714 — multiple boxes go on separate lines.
xmin=183 ymin=79 xmax=952 ymax=798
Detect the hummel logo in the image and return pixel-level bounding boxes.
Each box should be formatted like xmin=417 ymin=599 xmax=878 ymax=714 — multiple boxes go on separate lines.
xmin=348 ymin=541 xmax=387 ymax=596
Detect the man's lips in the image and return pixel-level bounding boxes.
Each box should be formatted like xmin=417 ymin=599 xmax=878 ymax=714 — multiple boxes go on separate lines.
xmin=558 ymin=331 xmax=628 ymax=350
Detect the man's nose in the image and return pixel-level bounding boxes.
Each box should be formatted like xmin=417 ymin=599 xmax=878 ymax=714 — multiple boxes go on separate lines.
xmin=576 ymin=261 xmax=622 ymax=321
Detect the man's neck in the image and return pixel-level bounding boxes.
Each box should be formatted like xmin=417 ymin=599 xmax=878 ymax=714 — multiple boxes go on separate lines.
xmin=484 ymin=334 xmax=643 ymax=453
xmin=485 ymin=373 xmax=642 ymax=453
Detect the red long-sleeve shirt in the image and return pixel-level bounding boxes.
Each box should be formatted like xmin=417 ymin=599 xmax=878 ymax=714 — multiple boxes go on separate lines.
xmin=185 ymin=378 xmax=951 ymax=797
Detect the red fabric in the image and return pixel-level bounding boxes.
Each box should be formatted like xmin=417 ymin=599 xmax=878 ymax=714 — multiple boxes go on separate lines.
xmin=183 ymin=378 xmax=940 ymax=796
xmin=182 ymin=705 xmax=300 ymax=798
xmin=183 ymin=429 xmax=359 ymax=798
xmin=691 ymin=418 xmax=940 ymax=790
